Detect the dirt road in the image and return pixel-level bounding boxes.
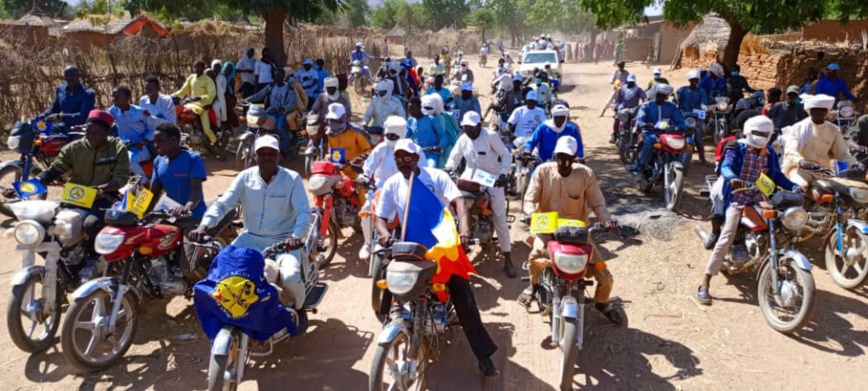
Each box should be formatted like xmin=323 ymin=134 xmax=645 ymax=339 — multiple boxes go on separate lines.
xmin=0 ymin=57 xmax=865 ymax=391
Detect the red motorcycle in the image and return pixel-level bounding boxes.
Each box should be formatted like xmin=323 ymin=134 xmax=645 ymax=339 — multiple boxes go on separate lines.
xmin=58 ymin=207 xmax=228 ymax=372
xmin=174 ymin=97 xmax=228 ymax=158
xmin=522 ymin=222 xmax=624 ymax=391
xmin=638 ymin=123 xmax=687 ymax=211
xmin=307 ymin=160 xmax=365 ymax=268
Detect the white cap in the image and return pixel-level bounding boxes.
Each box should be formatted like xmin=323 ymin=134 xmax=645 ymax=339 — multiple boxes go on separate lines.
xmin=255 ymin=135 xmax=280 ymax=152
xmin=356 ymin=41 xmax=363 ymax=46
xmin=744 ymin=116 xmax=774 ymax=133
xmin=551 ymin=105 xmax=570 ymax=117
xmin=802 ymin=94 xmax=835 ymax=110
xmin=626 ymin=74 xmax=637 ymax=83
xmin=211 ymin=59 xmax=222 ymax=68
xmin=460 ymin=82 xmax=473 ymax=91
xmin=554 ymin=136 xmax=578 ymax=156
xmin=384 ymin=116 xmax=407 ymax=136
xmin=324 ymin=77 xmax=339 ymax=88
xmin=526 ymin=90 xmax=538 ymax=101
xmin=687 ymin=70 xmax=700 ymax=80
xmin=394 ymin=139 xmax=421 ymax=155
xmin=461 ymin=111 xmax=482 ymax=127
xmin=653 ymin=67 xmax=662 ymax=75
xmin=326 ymin=103 xmax=346 ymax=120
xmin=302 ymin=58 xmax=313 ymax=65
xmin=512 ymin=73 xmax=524 ymax=81
xmin=656 ymin=84 xmax=674 ymax=95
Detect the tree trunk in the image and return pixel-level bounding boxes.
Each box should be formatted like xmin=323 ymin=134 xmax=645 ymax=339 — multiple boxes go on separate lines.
xmin=263 ymin=10 xmax=287 ymax=67
xmin=721 ymin=20 xmax=748 ymax=69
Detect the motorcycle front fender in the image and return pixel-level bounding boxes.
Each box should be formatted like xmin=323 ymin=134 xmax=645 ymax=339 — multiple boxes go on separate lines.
xmin=560 ymin=295 xmax=579 ymax=319
xmin=0 ymin=159 xmax=22 ymax=171
xmin=670 ymin=161 xmax=685 ymax=171
xmin=10 ymin=265 xmax=44 ymax=286
xmin=70 ymin=276 xmax=141 ymax=303
xmin=780 ymin=249 xmax=812 ymax=271
xmin=238 ymin=131 xmax=255 ymax=144
xmin=377 ymin=321 xmax=407 ymax=344
xmin=211 ymin=327 xmax=235 ymax=356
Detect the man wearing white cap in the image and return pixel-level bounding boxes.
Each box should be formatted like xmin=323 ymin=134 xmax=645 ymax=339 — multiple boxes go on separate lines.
xmin=445 ymin=111 xmax=515 ymax=276
xmin=630 ymin=83 xmax=687 ymax=183
xmin=782 ymin=94 xmax=860 ymax=189
xmin=507 ymin=90 xmax=546 ymax=139
xmin=191 ymin=135 xmax=313 ymax=326
xmin=647 ymin=67 xmax=670 ymax=92
xmin=325 ymin=103 xmax=372 ymax=188
xmin=699 ymin=62 xmax=726 ymax=100
xmin=244 ymin=68 xmax=299 ymax=158
xmin=364 ymin=79 xmax=406 ymax=128
xmin=520 ymin=136 xmax=623 ymax=325
xmin=698 ymin=116 xmax=798 ymax=305
xmin=376 ymin=138 xmax=500 ymax=377
xmin=522 ymin=104 xmax=583 ymax=163
xmin=310 ymin=76 xmax=352 ymax=117
xmin=612 ymin=74 xmax=647 ymax=143
xmin=295 ymin=59 xmax=319 ymax=108
xmin=350 ymin=42 xmax=370 ymax=71
xmin=677 ymin=70 xmax=711 ymax=165
xmin=451 ymin=82 xmax=482 ymax=123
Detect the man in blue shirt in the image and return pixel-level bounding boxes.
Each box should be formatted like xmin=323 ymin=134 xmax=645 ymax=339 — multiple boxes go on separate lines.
xmin=698 ymin=63 xmax=726 ymax=101
xmin=523 ymin=104 xmax=583 ymax=163
xmin=149 ymin=123 xmax=207 ymax=221
xmin=451 ymin=82 xmax=481 ymax=123
xmin=41 ymin=66 xmax=96 ymax=129
xmin=612 ymin=74 xmax=647 ymax=143
xmin=677 ymin=71 xmax=711 ymax=165
xmin=425 ymin=74 xmax=453 ymax=106
xmin=109 ymin=86 xmax=157 ymax=179
xmin=406 ymin=96 xmax=448 ymax=168
xmin=314 ymin=59 xmax=330 ymax=101
xmin=628 ymin=84 xmax=687 ymax=179
xmin=814 ymin=63 xmax=856 ymax=106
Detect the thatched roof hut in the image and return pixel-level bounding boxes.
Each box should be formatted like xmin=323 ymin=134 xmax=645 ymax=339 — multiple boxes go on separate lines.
xmin=63 ymin=15 xmax=168 ymax=49
xmin=673 ymin=14 xmax=730 ymax=67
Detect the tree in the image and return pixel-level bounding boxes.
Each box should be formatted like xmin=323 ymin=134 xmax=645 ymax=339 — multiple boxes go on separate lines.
xmin=342 ymin=0 xmax=368 ymax=28
xmin=485 ymin=0 xmax=535 ymax=46
xmin=3 ymin=0 xmax=66 ymax=19
xmin=527 ymin=0 xmax=595 ymax=36
xmin=465 ymin=8 xmax=495 ymax=41
xmin=422 ymin=0 xmax=469 ymax=30
xmin=579 ymin=0 xmax=868 ymax=67
xmin=396 ymin=1 xmax=428 ymax=38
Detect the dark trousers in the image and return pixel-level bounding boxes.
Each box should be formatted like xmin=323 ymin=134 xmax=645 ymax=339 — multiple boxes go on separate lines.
xmin=239 ymin=82 xmax=255 ymax=99
xmin=448 ymin=275 xmax=498 ymax=360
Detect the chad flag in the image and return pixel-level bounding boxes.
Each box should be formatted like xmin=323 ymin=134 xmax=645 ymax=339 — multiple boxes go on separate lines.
xmin=403 ymin=175 xmax=476 ymax=291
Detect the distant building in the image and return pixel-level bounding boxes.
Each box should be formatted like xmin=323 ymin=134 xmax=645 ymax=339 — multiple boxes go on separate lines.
xmin=62 ymin=15 xmax=168 ymax=49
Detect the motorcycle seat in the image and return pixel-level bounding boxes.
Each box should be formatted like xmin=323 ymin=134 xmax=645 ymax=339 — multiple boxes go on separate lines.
xmin=830 ymin=177 xmax=868 ymax=191
xmin=812 ymin=179 xmax=833 ymax=193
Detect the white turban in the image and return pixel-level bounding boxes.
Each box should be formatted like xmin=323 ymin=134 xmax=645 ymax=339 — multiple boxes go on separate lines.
xmin=656 ymin=83 xmax=674 ymax=96
xmin=687 ymin=70 xmax=700 ymax=80
xmin=421 ymin=94 xmax=440 ymax=115
xmin=802 ymin=94 xmax=835 ymax=110
xmin=551 ymin=105 xmax=570 ymax=117
xmin=709 ymin=63 xmax=724 ymax=77
xmin=743 ymin=116 xmax=774 ymax=148
xmin=383 ymin=116 xmax=407 ymax=146
xmin=211 ymin=59 xmax=222 ymax=68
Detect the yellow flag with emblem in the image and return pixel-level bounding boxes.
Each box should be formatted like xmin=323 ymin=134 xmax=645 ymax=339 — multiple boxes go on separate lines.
xmin=530 ymin=212 xmax=559 ymax=234
xmin=61 ymin=183 xmax=97 ymax=209
xmin=127 ymin=188 xmax=155 ymax=219
xmin=755 ymin=173 xmax=775 ymax=197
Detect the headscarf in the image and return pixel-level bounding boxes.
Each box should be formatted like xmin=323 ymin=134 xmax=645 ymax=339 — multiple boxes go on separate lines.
xmin=211 ymin=59 xmax=223 ymax=69
xmin=709 ymin=63 xmax=724 ymax=78
xmin=420 ymin=94 xmax=439 ymax=116
xmin=544 ymin=105 xmax=570 ymax=133
xmin=375 ymin=79 xmax=393 ymax=104
xmin=802 ymin=94 xmax=835 ymax=110
xmin=656 ymin=83 xmax=674 ymax=96
xmin=222 ymin=61 xmax=236 ymax=94
xmin=743 ymin=116 xmax=774 ymax=148
xmin=383 ymin=116 xmax=407 ymax=147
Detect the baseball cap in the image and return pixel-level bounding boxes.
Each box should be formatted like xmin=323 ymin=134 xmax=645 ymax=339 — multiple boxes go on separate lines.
xmin=554 ymin=136 xmax=578 ymax=156
xmin=626 ymin=74 xmax=637 ymax=83
xmin=326 ymin=103 xmax=346 ymax=120
xmin=87 ymin=110 xmax=114 ymax=128
xmin=653 ymin=67 xmax=662 ymax=75
xmin=827 ymin=63 xmax=840 ymax=71
xmin=460 ymin=82 xmax=473 ymax=92
xmin=255 ymin=135 xmax=280 ymax=152
xmin=786 ymin=85 xmax=800 ymax=95
xmin=394 ymin=139 xmax=421 ymax=155
xmin=461 ymin=111 xmax=481 ymax=127
xmin=302 ymin=58 xmax=313 ymax=65
xmin=513 ymin=73 xmax=524 ymax=82
xmin=526 ymin=90 xmax=538 ymax=101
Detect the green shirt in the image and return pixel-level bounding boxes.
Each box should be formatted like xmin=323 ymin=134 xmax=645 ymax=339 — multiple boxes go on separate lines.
xmin=48 ymin=137 xmax=130 ymax=187
xmin=647 ymin=77 xmax=670 ymax=90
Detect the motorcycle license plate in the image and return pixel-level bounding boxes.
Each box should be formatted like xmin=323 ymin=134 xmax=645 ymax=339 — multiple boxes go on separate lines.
xmin=530 ymin=212 xmax=559 ymax=234
xmin=693 ymin=109 xmax=706 ymax=120
xmin=352 ymin=66 xmax=361 ymax=73
xmin=61 ymin=183 xmax=97 ymax=209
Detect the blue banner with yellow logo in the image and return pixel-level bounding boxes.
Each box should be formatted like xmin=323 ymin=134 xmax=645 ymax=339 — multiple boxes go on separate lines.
xmin=33 ymin=117 xmax=51 ymax=135
xmin=193 ymin=246 xmax=297 ymax=342
xmin=12 ymin=179 xmax=47 ymax=199
xmin=329 ymin=148 xmax=346 ymax=164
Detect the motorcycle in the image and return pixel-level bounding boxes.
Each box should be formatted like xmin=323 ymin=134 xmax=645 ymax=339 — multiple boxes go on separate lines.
xmin=307 ymin=160 xmax=365 ymax=267
xmin=236 ymin=104 xmax=278 ymax=170
xmin=710 ymin=97 xmax=732 ymax=147
xmin=695 ymin=184 xmax=816 ymax=333
xmin=4 ymin=199 xmax=104 ymax=353
xmin=520 ymin=222 xmax=623 ymax=391
xmin=174 ymin=97 xmax=229 ymax=159
xmin=0 ymin=119 xmax=84 ymax=217
xmin=833 ymin=100 xmax=859 ymax=132
xmin=453 ymin=170 xmax=514 ymax=251
xmin=59 ymin=198 xmax=233 ymax=371
xmin=637 ymin=122 xmax=687 ymax=211
xmin=350 ymin=60 xmax=371 ymax=95
xmin=509 ymin=148 xmax=537 ymax=201
xmin=369 ymin=242 xmax=455 ymax=391
xmin=614 ymin=107 xmax=638 ymax=165
xmin=302 ymin=115 xmax=326 ymax=178
xmin=206 ymin=218 xmax=329 ymax=391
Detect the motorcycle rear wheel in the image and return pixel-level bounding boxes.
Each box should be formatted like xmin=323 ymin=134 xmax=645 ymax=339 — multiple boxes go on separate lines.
xmin=757 ymin=260 xmax=816 ymax=333
xmin=369 ymin=329 xmax=427 ymax=391
xmin=304 ymin=154 xmax=314 ymax=178
xmin=617 ymin=129 xmax=631 ymax=165
xmin=825 ymin=229 xmax=868 ymax=290
xmin=7 ymin=271 xmax=62 ymax=353
xmin=60 ymin=288 xmax=139 ymax=372
xmin=558 ymin=317 xmax=579 ymax=391
xmin=0 ymin=165 xmax=48 ymax=218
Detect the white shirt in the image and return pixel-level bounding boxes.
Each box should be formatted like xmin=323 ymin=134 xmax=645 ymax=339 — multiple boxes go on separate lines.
xmin=508 ymin=106 xmax=547 ymax=138
xmin=237 ymin=55 xmax=257 ymax=85
xmin=364 ymin=96 xmax=407 ymax=127
xmin=376 ymin=168 xmax=461 ymax=221
xmin=138 ymin=93 xmax=176 ymax=124
xmin=255 ymin=60 xmax=274 ymax=84
xmin=445 ymin=129 xmax=511 ymax=176
xmin=363 ymin=143 xmax=399 ymax=189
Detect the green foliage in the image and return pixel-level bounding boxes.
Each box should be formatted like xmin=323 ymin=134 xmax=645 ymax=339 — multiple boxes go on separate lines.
xmin=342 ymin=0 xmax=368 ymax=28
xmin=397 ymin=1 xmax=428 ymax=34
xmin=526 ymin=0 xmax=595 ymax=35
xmin=422 ymin=0 xmax=469 ymax=30
xmin=485 ymin=0 xmax=534 ymax=38
xmin=76 ymin=0 xmax=125 ymax=18
xmin=370 ymin=0 xmax=401 ymax=29
xmin=0 ymin=0 xmax=9 ymax=20
xmin=466 ymin=7 xmax=495 ymax=31
xmin=2 ymin=0 xmax=67 ymax=19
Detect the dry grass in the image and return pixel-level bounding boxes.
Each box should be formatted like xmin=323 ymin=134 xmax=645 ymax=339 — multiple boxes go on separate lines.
xmin=740 ymin=34 xmax=768 ymax=55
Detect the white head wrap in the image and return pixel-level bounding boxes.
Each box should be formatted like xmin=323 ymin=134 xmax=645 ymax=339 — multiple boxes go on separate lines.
xmin=544 ymin=105 xmax=571 ymax=133
xmin=687 ymin=70 xmax=700 ymax=80
xmin=709 ymin=63 xmax=724 ymax=77
xmin=656 ymin=83 xmax=674 ymax=96
xmin=743 ymin=116 xmax=774 ymax=148
xmin=375 ymin=79 xmax=393 ymax=103
xmin=383 ymin=116 xmax=407 ymax=146
xmin=802 ymin=94 xmax=835 ymax=110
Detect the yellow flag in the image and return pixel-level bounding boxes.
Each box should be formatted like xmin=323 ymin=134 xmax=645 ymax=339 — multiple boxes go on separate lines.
xmin=61 ymin=183 xmax=97 ymax=209
xmin=530 ymin=212 xmax=559 ymax=234
xmin=755 ymin=173 xmax=775 ymax=197
xmin=557 ymin=219 xmax=586 ymax=229
xmin=127 ymin=188 xmax=154 ymax=219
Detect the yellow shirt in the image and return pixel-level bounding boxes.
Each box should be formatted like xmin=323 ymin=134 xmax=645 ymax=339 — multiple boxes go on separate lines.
xmin=173 ymin=74 xmax=217 ymax=106
xmin=523 ymin=162 xmax=611 ymax=223
xmin=327 ymin=126 xmax=372 ymax=178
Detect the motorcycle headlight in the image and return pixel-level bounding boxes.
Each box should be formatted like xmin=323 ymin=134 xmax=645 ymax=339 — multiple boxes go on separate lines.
xmin=781 ymin=207 xmax=808 ymax=230
xmin=716 ymin=102 xmax=729 ymax=111
xmin=685 ymin=117 xmax=697 ymax=128
xmin=554 ymin=252 xmax=587 ymax=274
xmin=665 ymin=137 xmax=686 ymax=150
xmin=6 ymin=135 xmax=20 ymax=150
xmin=95 ymin=233 xmax=124 ymax=255
xmin=309 ymin=175 xmax=328 ymax=193
xmin=617 ymin=112 xmax=630 ymax=123
xmin=849 ymin=188 xmax=868 ymax=204
xmin=14 ymin=220 xmax=45 ymax=247
xmin=385 ymin=270 xmax=419 ymax=295
xmin=840 ymin=106 xmax=854 ymax=118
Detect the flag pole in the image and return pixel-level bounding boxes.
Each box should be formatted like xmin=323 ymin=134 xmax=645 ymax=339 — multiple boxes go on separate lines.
xmin=400 ymin=169 xmax=415 ymax=241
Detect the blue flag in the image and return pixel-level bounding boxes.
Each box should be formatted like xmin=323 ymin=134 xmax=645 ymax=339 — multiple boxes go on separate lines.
xmin=32 ymin=117 xmax=51 ymax=135
xmin=12 ymin=179 xmax=47 ymax=199
xmin=329 ymin=148 xmax=346 ymax=163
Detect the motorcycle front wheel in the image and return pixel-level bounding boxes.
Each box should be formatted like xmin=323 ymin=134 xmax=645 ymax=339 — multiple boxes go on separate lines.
xmin=304 ymin=154 xmax=315 ymax=178
xmin=208 ymin=329 xmax=240 ymax=391
xmin=60 ymin=287 xmax=139 ymax=372
xmin=369 ymin=253 xmax=392 ymax=323
xmin=664 ymin=164 xmax=683 ymax=211
xmin=369 ymin=329 xmax=428 ymax=391
xmin=354 ymin=77 xmax=365 ymax=96
xmin=313 ymin=219 xmax=339 ymax=269
xmin=7 ymin=271 xmax=63 ymax=353
xmin=235 ymin=138 xmax=255 ymax=170
xmin=757 ymin=260 xmax=816 ymax=333
xmin=558 ymin=317 xmax=579 ymax=391
xmin=824 ymin=229 xmax=868 ymax=290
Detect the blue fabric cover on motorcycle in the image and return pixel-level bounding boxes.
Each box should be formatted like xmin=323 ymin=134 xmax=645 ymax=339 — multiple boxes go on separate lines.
xmin=193 ymin=246 xmax=297 ymax=342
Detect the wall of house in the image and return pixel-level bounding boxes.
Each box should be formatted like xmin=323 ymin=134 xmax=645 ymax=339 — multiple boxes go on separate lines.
xmin=65 ymin=31 xmax=117 ymax=49
xmin=802 ymin=20 xmax=868 ymax=42
xmin=659 ymin=22 xmax=695 ymax=64
xmin=624 ymin=37 xmax=653 ymax=61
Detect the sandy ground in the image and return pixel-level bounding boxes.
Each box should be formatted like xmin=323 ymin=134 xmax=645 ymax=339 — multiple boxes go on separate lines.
xmin=0 ymin=56 xmax=865 ymax=391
